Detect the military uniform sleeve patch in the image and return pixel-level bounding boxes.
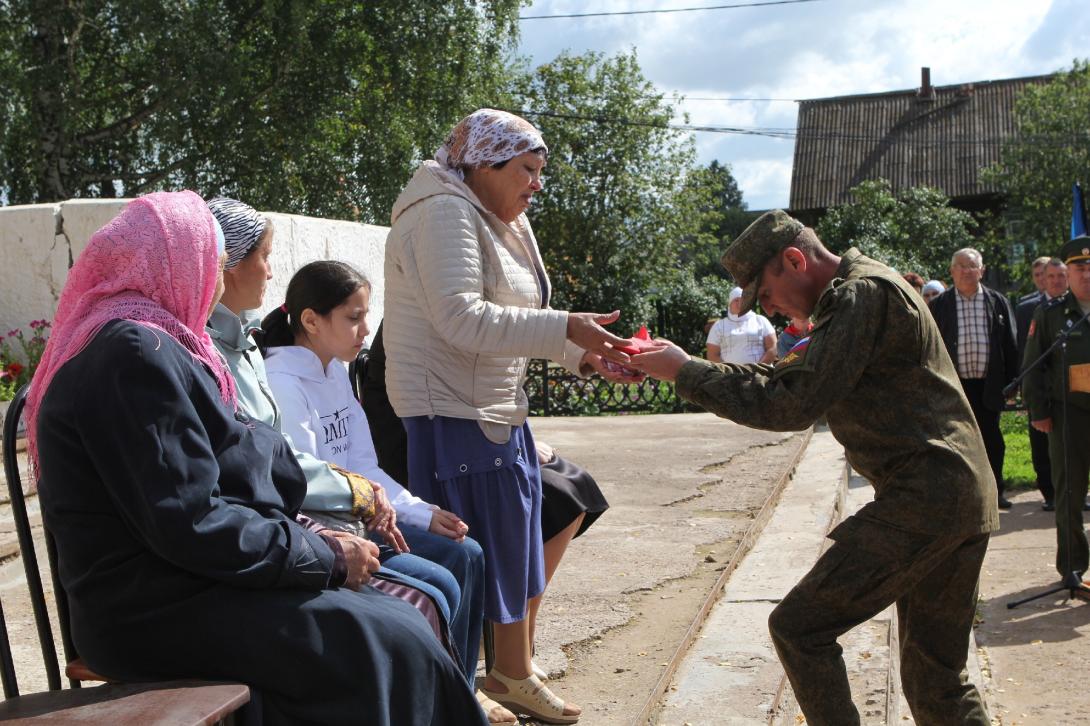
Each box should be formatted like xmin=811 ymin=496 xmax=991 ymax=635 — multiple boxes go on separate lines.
xmin=774 ymin=336 xmax=811 ymax=374
xmin=1028 ymin=319 xmax=1036 ymax=339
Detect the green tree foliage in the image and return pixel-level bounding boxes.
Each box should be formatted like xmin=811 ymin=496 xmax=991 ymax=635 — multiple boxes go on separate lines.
xmin=985 ymin=60 xmax=1090 ymax=253
xmin=0 ymin=0 xmax=522 ymax=221
xmin=678 ymin=160 xmax=757 ymax=280
xmin=509 ymin=50 xmax=706 ymax=334
xmin=815 ymin=179 xmax=981 ymax=280
xmin=653 ymin=268 xmax=735 ymax=354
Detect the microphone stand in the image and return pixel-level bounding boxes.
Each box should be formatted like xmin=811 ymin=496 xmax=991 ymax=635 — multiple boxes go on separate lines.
xmin=1007 ymin=305 xmax=1090 ymax=608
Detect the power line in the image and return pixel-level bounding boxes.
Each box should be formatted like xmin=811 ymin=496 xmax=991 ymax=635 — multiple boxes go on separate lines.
xmin=520 ymin=0 xmax=823 ymax=21
xmin=667 ymin=96 xmax=798 ymax=102
xmin=580 ymin=92 xmax=798 ymax=102
xmin=508 ymin=108 xmax=1090 ymax=148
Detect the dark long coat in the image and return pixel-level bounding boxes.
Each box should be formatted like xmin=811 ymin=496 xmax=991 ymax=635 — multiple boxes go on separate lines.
xmin=35 ymin=320 xmax=485 ymax=726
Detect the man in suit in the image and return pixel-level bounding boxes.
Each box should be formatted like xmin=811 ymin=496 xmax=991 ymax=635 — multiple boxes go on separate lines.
xmin=1020 ymin=256 xmax=1051 ymax=303
xmin=1015 ymin=258 xmax=1068 ymax=509
xmin=931 ymin=248 xmax=1019 ymax=509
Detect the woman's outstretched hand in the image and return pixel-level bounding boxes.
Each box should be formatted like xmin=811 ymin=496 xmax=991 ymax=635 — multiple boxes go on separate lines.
xmin=581 ymin=351 xmax=648 ymax=383
xmin=567 ymin=311 xmax=631 ymax=363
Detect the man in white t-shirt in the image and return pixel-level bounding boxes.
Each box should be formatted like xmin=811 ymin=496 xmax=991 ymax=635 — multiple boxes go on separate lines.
xmin=706 ymin=286 xmax=777 ymax=364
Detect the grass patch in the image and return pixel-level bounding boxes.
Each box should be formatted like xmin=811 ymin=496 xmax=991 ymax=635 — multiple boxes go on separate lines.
xmin=1002 ymin=410 xmax=1036 ymax=491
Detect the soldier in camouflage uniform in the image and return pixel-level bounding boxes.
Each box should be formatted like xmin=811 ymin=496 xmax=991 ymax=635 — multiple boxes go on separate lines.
xmin=631 ymin=210 xmax=998 ymax=726
xmin=1022 ymin=235 xmax=1090 ymax=582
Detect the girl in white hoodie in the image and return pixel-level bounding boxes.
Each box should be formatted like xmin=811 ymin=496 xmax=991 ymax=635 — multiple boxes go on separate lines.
xmin=261 ymin=260 xmax=510 ymax=722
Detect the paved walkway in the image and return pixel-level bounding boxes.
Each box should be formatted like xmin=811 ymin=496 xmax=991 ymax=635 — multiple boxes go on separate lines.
xmin=4 ymin=414 xmax=1090 ymax=725
xmin=655 ymin=423 xmax=1090 ymax=726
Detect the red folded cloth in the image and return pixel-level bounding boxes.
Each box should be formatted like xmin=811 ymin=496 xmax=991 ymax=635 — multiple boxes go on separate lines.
xmin=604 ymin=326 xmax=654 ymax=377
xmin=614 ymin=325 xmax=656 ymax=356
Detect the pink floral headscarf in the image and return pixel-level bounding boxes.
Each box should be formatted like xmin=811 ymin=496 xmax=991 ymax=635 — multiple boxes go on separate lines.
xmin=435 ymin=108 xmax=548 ymax=180
xmin=25 ymin=190 xmax=237 ymax=468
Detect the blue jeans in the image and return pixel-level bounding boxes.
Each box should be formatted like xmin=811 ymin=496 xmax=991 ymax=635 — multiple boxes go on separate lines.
xmin=375 ymin=525 xmax=486 ymax=686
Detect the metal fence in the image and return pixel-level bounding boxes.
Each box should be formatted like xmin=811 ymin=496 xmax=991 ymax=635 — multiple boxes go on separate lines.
xmin=522 ymin=358 xmax=693 ymax=416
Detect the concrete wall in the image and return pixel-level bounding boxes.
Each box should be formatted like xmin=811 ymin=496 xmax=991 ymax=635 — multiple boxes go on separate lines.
xmin=0 ymin=199 xmax=390 ymax=348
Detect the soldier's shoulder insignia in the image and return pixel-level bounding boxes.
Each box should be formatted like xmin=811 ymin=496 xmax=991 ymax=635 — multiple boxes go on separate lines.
xmin=1028 ymin=319 xmax=1036 ymax=339
xmin=776 ymin=336 xmax=811 ymax=370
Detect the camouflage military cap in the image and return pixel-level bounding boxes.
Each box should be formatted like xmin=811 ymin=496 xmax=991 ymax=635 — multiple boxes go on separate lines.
xmin=1061 ymin=235 xmax=1090 ymax=265
xmin=720 ymin=209 xmax=805 ymax=313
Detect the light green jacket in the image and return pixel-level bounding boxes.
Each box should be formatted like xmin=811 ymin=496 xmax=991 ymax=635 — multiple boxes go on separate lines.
xmin=207 ymin=304 xmax=354 ymax=513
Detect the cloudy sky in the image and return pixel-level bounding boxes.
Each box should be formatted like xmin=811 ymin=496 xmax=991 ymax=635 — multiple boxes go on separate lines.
xmin=516 ymin=0 xmax=1090 ymax=211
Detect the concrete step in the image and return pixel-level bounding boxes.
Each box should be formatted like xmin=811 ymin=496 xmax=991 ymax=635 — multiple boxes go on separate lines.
xmin=657 ymin=425 xmax=849 ymax=725
xmin=659 ymin=430 xmax=992 ymax=726
xmin=839 ymin=474 xmax=902 ymax=726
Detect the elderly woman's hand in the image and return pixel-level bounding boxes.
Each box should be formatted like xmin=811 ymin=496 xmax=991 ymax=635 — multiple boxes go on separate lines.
xmin=567 ymin=310 xmax=632 ymax=364
xmin=329 ymin=531 xmax=381 ymax=589
xmin=581 ymin=351 xmax=648 ymax=383
xmin=367 ymin=484 xmax=410 ymax=554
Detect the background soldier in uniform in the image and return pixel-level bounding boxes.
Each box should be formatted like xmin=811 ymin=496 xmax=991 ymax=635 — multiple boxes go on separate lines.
xmin=1022 ymin=236 xmax=1090 ymax=584
xmin=631 ymin=210 xmax=997 ymax=726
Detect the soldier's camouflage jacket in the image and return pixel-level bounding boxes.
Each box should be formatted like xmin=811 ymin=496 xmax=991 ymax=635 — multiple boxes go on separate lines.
xmin=1021 ymin=292 xmax=1090 ymax=419
xmin=676 ymin=248 xmax=1000 ymax=537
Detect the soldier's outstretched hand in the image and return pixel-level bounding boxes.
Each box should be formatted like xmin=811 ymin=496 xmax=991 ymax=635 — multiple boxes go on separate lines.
xmin=628 ymin=339 xmax=691 ymax=382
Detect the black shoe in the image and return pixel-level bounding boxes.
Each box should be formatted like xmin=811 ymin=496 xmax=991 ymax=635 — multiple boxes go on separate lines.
xmin=1043 ymin=500 xmax=1056 ymax=511
xmin=997 ymin=496 xmax=1013 ymax=510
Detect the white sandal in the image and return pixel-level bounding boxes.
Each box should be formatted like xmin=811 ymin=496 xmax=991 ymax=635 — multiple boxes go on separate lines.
xmin=480 ymin=669 xmax=581 ymax=724
xmin=476 ymin=689 xmax=518 ymax=724
xmin=531 ymin=659 xmax=549 ymax=680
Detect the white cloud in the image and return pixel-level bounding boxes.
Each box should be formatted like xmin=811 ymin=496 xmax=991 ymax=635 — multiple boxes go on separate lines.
xmin=518 ymin=0 xmax=1081 ymax=207
xmin=732 ymin=157 xmax=795 ymax=210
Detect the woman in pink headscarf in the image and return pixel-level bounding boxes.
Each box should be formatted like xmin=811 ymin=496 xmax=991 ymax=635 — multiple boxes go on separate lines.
xmin=25 ymin=191 xmax=486 ymax=726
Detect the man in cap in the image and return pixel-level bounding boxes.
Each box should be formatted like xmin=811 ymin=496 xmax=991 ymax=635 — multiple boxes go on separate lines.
xmin=631 ymin=210 xmax=997 ymax=726
xmin=1022 ymin=237 xmax=1090 ymax=585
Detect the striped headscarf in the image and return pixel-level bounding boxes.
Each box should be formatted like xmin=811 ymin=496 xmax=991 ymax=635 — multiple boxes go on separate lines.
xmin=207 ymin=197 xmax=267 ymax=268
xmin=435 ymin=109 xmax=547 ymax=181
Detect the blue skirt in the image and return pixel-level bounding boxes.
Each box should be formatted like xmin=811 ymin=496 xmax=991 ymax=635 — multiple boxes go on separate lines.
xmin=404 ymin=416 xmax=545 ymax=623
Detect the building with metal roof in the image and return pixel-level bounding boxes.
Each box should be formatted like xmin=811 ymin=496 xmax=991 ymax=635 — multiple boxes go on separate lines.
xmin=789 ymin=68 xmax=1053 ymax=225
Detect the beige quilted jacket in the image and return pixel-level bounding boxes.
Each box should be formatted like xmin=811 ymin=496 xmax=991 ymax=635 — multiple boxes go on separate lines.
xmin=382 ymin=162 xmax=585 ymax=432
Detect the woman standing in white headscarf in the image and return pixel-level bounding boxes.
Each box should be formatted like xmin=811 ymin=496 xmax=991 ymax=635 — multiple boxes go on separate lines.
xmin=383 ymin=109 xmax=632 ymax=724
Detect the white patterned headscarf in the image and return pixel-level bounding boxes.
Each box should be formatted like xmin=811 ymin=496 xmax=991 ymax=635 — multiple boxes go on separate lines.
xmin=207 ymin=197 xmax=268 ymax=269
xmin=435 ymin=109 xmax=548 ymax=180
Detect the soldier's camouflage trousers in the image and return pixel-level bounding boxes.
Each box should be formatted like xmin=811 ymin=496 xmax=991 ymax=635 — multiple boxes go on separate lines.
xmin=768 ymin=517 xmax=991 ymax=726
